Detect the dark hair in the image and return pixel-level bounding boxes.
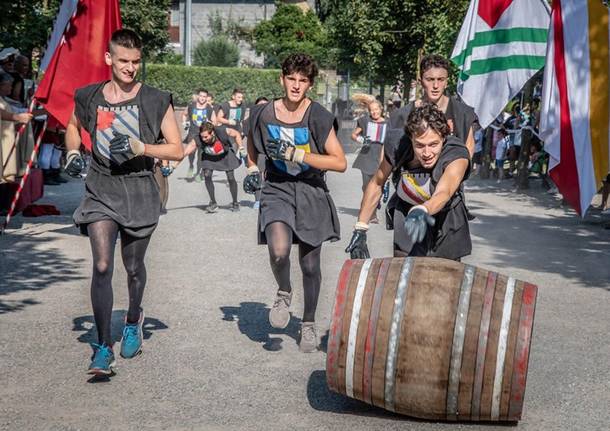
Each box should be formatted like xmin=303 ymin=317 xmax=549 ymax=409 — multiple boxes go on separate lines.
xmin=199 ymin=121 xmax=215 ymax=134
xmin=420 ymin=54 xmax=450 ymax=75
xmin=207 ymin=92 xmax=214 ymax=98
xmin=406 ymin=103 xmax=451 ymax=139
xmin=109 ymin=29 xmax=142 ymax=52
xmin=281 ymin=53 xmax=318 ymax=82
xmin=197 ymin=88 xmax=208 ymax=94
xmin=232 ymin=88 xmax=244 ymax=96
xmin=255 ymin=96 xmax=269 ymax=104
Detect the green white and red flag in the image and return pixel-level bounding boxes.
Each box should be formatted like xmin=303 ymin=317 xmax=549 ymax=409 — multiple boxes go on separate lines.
xmin=451 ymin=0 xmax=550 ymax=127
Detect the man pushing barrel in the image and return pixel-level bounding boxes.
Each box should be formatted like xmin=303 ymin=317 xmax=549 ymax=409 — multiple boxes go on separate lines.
xmin=346 ymin=103 xmax=471 ymax=260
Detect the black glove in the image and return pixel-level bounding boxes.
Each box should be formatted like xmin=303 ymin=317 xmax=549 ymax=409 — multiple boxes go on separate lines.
xmin=382 ymin=181 xmax=390 ymax=203
xmin=243 ymin=171 xmax=262 ymax=194
xmin=109 ymin=131 xmax=144 ymax=163
xmin=345 ymin=230 xmax=370 ymax=259
xmin=65 ymin=150 xmax=85 ymax=177
xmin=405 ymin=206 xmax=435 ymax=244
xmin=266 ymin=138 xmax=295 ymax=161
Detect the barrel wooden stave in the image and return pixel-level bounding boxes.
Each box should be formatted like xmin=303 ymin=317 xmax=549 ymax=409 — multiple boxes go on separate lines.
xmin=326 ymin=257 xmax=537 ymax=423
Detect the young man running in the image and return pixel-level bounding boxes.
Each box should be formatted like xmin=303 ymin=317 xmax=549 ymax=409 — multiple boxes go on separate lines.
xmin=64 ymin=29 xmax=184 ymax=375
xmin=346 ymin=103 xmax=471 ymax=260
xmin=389 ymin=54 xmax=476 ymax=156
xmin=244 ymin=53 xmax=346 ymax=352
xmin=216 ymin=88 xmax=245 ymax=133
xmin=185 ymin=122 xmax=244 ymax=212
xmin=182 ymin=88 xmax=213 ymax=181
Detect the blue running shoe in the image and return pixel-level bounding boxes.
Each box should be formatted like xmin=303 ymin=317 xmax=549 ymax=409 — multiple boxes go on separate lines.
xmin=88 ymin=343 xmax=115 ymax=375
xmin=121 ymin=309 xmax=144 ymax=359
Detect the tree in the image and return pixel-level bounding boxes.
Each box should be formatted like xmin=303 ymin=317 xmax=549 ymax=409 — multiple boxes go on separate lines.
xmin=193 ymin=37 xmax=240 ymax=67
xmin=253 ymin=4 xmax=333 ymax=68
xmin=120 ymin=0 xmax=170 ymax=60
xmin=0 ymin=1 xmax=61 ymax=57
xmin=322 ymin=0 xmax=469 ymax=86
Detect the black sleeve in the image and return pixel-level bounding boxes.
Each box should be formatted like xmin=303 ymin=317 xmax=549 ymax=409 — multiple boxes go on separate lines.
xmin=219 ymin=102 xmax=229 ymax=116
xmin=383 ymin=129 xmax=412 ymax=168
xmin=309 ymin=102 xmax=337 ymax=154
xmin=433 ymin=138 xmax=471 ymax=182
xmin=248 ymin=103 xmax=267 ymax=155
xmin=73 ymin=83 xmax=102 ymax=135
xmin=144 ymin=86 xmax=173 ymax=141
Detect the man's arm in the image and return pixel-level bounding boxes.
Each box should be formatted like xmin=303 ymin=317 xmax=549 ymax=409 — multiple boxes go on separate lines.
xmin=65 ymin=111 xmax=82 ymax=151
xmin=422 ymin=158 xmax=469 ymax=215
xmin=351 ymin=126 xmax=363 ymax=143
xmin=141 ymin=105 xmax=184 ymax=161
xmin=216 ymin=106 xmax=232 ymax=126
xmin=1 ymin=109 xmax=32 ymax=124
xmin=357 ymin=158 xmax=392 ymax=224
xmin=464 ymin=127 xmax=475 ymax=157
xmin=226 ymin=127 xmax=243 ymax=149
xmin=299 ymin=128 xmax=347 ymax=172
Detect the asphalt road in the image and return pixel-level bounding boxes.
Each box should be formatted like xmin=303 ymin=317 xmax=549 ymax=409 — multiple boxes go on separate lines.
xmin=1 ymin=152 xmax=609 ymax=431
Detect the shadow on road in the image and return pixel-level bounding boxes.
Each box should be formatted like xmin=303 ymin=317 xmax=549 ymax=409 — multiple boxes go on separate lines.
xmin=220 ymin=302 xmax=301 ymax=351
xmin=72 ymin=310 xmax=169 ymax=345
xmin=0 ymin=233 xmax=86 ymax=315
xmin=306 ymin=369 xmax=404 ymax=421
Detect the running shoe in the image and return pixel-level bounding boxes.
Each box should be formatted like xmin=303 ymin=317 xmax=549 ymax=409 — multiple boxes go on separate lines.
xmin=120 ymin=309 xmax=144 ymax=359
xmin=187 ymin=166 xmax=194 ymax=179
xmin=269 ymin=290 xmax=292 ymax=329
xmin=299 ymin=322 xmax=318 ymax=353
xmin=206 ymin=202 xmax=218 ymax=213
xmin=253 ymin=201 xmax=260 ymax=210
xmin=194 ymin=174 xmax=203 ymax=183
xmin=230 ymin=202 xmax=240 ymax=212
xmin=88 ymin=343 xmax=116 ymax=375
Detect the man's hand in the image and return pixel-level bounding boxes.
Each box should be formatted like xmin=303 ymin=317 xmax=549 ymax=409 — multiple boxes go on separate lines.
xmin=65 ymin=150 xmax=85 ymax=177
xmin=243 ymin=166 xmax=262 ymax=194
xmin=238 ymin=146 xmax=248 ymax=159
xmin=405 ymin=205 xmax=435 ymax=243
xmin=109 ymin=131 xmax=145 ymax=163
xmin=228 ymin=119 xmax=237 ymax=126
xmin=345 ymin=225 xmax=370 ymax=259
xmin=266 ymin=138 xmax=305 ymax=164
xmin=14 ymin=113 xmax=33 ymax=124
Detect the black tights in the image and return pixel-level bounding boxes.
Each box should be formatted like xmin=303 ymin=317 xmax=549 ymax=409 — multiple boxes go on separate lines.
xmin=203 ymin=169 xmax=238 ymax=204
xmin=265 ymin=222 xmax=322 ymax=323
xmin=87 ymin=220 xmax=151 ymax=346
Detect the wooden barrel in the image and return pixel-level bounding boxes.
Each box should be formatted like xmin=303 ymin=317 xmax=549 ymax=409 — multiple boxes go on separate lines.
xmin=326 ymin=257 xmax=537 ymax=422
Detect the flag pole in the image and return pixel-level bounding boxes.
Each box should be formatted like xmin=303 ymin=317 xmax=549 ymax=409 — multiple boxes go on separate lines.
xmin=1 ymin=101 xmax=48 ymax=235
xmin=2 ymin=98 xmax=37 ymax=172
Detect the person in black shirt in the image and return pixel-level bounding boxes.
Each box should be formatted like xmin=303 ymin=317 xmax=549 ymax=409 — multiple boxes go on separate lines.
xmin=346 ymin=103 xmax=471 ymax=261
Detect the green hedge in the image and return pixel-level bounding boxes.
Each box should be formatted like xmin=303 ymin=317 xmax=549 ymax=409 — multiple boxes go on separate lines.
xmin=144 ymin=64 xmax=284 ymax=106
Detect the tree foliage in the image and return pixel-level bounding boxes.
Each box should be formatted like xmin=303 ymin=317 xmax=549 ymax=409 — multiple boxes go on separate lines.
xmin=253 ymin=4 xmax=333 ymax=68
xmin=193 ymin=36 xmax=240 ymax=68
xmin=0 ymin=1 xmax=61 ymax=57
xmin=120 ymin=0 xmax=171 ymax=60
xmin=322 ymin=0 xmax=470 ymax=85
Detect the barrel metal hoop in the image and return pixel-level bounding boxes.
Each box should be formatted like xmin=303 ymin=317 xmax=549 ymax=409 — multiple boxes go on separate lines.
xmin=508 ymin=282 xmax=537 ymax=421
xmin=326 ymin=259 xmax=355 ymax=393
xmin=384 ymin=257 xmax=414 ymax=412
xmin=345 ymin=259 xmax=373 ymax=398
xmin=471 ymin=271 xmax=498 ymax=420
xmin=363 ymin=257 xmax=392 ymax=404
xmin=446 ymin=264 xmax=476 ymax=420
xmin=491 ymin=277 xmax=516 ymax=420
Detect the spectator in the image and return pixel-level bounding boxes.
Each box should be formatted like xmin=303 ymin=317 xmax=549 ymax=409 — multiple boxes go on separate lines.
xmin=495 ymin=128 xmax=509 ymax=183
xmin=0 ymin=47 xmax=18 ymax=73
xmin=0 ymin=71 xmax=33 ymax=183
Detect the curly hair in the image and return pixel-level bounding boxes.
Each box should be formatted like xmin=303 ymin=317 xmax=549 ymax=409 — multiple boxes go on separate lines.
xmin=199 ymin=121 xmax=215 ymax=135
xmin=419 ymin=54 xmax=450 ymax=75
xmin=406 ymin=103 xmax=451 ymax=139
xmin=281 ymin=53 xmax=319 ymax=82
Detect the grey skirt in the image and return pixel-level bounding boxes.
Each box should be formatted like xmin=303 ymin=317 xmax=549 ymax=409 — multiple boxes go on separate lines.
xmin=200 ymin=148 xmax=241 ymax=171
xmin=258 ymin=175 xmax=340 ymax=247
xmin=352 ymin=142 xmax=383 ymax=176
xmin=73 ymin=167 xmax=161 ymax=238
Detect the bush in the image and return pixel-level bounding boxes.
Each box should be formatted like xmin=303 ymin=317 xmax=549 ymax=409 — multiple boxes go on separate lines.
xmin=145 ymin=64 xmax=284 ymax=106
xmin=193 ymin=36 xmax=240 ymax=67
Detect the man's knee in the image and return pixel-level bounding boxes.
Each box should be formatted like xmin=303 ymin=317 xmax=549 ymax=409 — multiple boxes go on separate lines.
xmin=93 ymin=259 xmax=113 ymax=278
xmin=269 ymin=250 xmax=290 ymax=269
xmin=203 ymin=169 xmax=213 ymax=179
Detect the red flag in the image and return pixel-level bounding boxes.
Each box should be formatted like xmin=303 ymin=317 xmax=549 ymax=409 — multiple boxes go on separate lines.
xmin=35 ymin=0 xmax=122 ymax=150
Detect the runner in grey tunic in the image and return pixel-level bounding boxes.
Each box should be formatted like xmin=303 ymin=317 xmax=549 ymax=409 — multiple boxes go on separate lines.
xmin=185 ymin=122 xmax=244 ymax=212
xmin=243 ymin=53 xmax=346 ymax=353
xmin=64 ymin=29 xmax=184 ymax=376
